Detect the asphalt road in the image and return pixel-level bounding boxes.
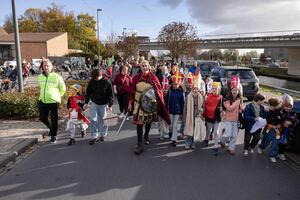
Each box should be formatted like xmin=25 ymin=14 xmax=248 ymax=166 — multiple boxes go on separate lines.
xmin=0 ymin=114 xmax=300 ymax=200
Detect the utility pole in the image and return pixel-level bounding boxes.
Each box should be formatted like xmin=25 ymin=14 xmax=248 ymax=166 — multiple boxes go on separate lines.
xmin=11 ymin=0 xmax=23 ymax=92
xmin=97 ymin=9 xmax=102 ymax=66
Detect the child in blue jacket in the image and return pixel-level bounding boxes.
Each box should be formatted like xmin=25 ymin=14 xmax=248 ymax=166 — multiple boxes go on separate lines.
xmin=166 ymin=76 xmax=185 ymax=147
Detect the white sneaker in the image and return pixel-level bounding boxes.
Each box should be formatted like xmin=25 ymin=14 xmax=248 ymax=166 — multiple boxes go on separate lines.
xmin=257 ymin=147 xmax=263 ymax=155
xmin=249 ymin=148 xmax=255 ymax=154
xmin=270 ymin=157 xmax=277 ymax=163
xmin=119 ymin=113 xmax=125 ymax=119
xmin=185 ymin=144 xmax=190 ymax=150
xmin=243 ymin=150 xmax=249 ymax=156
xmin=160 ymin=136 xmax=164 ymax=141
xmin=278 ymin=154 xmax=287 ymax=161
xmin=126 ymin=116 xmax=133 ymax=120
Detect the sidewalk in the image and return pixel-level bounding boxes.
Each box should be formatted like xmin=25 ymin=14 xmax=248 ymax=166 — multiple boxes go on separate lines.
xmin=0 ymin=120 xmax=49 ymax=168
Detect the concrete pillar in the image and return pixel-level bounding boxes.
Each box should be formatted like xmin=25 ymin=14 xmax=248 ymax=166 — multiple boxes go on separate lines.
xmin=287 ymin=48 xmax=300 ymax=76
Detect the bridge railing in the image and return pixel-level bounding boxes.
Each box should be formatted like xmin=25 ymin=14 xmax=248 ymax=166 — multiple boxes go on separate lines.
xmin=138 ymin=30 xmax=300 ymax=44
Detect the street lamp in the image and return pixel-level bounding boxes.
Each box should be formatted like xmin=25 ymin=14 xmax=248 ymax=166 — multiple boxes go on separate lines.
xmin=97 ymin=8 xmax=102 ymax=66
xmin=11 ymin=0 xmax=23 ymax=92
xmin=122 ymin=28 xmax=127 ymax=37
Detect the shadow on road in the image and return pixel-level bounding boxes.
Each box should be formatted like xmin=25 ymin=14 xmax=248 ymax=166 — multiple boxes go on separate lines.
xmin=0 ymin=122 xmax=300 ymax=200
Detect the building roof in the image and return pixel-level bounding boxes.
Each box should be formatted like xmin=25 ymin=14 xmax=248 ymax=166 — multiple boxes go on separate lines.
xmin=0 ymin=27 xmax=8 ymax=36
xmin=0 ymin=32 xmax=66 ymax=43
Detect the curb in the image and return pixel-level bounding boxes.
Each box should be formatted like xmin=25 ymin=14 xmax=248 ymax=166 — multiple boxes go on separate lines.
xmin=0 ymin=138 xmax=38 ymax=168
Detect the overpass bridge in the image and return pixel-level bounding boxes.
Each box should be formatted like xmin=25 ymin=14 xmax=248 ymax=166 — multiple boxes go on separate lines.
xmin=138 ymin=30 xmax=300 ymax=76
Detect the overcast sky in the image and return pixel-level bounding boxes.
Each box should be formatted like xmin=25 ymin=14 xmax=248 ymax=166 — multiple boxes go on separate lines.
xmin=160 ymin=0 xmax=300 ymax=34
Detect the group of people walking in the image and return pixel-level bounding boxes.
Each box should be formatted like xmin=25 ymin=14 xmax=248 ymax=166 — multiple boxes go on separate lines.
xmin=37 ymin=57 xmax=298 ymax=163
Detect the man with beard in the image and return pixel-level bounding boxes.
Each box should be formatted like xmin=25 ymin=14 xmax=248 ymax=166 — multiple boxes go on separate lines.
xmin=128 ymin=60 xmax=171 ymax=155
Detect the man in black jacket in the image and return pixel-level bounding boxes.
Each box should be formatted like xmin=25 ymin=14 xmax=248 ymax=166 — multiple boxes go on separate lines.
xmin=84 ymin=68 xmax=113 ymax=144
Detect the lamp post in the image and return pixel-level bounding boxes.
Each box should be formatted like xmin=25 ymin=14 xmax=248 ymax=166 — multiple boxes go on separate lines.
xmin=122 ymin=28 xmax=127 ymax=37
xmin=11 ymin=0 xmax=23 ymax=92
xmin=97 ymin=8 xmax=102 ymax=65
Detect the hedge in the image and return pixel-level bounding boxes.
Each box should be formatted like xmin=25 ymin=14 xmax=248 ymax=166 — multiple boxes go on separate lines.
xmin=0 ymin=80 xmax=89 ymax=120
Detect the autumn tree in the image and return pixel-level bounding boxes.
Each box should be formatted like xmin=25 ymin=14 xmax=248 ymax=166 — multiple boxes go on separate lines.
xmin=3 ymin=3 xmax=100 ymax=55
xmin=259 ymin=53 xmax=268 ymax=64
xmin=224 ymin=49 xmax=239 ymax=63
xmin=117 ymin=34 xmax=138 ymax=59
xmin=208 ymin=49 xmax=223 ymax=60
xmin=103 ymin=31 xmax=118 ymax=58
xmin=246 ymin=50 xmax=259 ymax=58
xmin=158 ymin=22 xmax=198 ymax=61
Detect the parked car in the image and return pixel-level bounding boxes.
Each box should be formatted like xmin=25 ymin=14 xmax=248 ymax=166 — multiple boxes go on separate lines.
xmin=210 ymin=66 xmax=259 ymax=101
xmin=0 ymin=61 xmax=17 ymax=70
xmin=197 ymin=60 xmax=221 ymax=78
xmin=267 ymin=62 xmax=280 ymax=68
xmin=185 ymin=60 xmax=221 ymax=80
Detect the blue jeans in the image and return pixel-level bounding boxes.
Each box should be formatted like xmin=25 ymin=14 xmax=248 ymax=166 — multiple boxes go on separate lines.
xmin=259 ymin=128 xmax=278 ymax=157
xmin=90 ymin=102 xmax=108 ymax=139
xmin=185 ymin=136 xmax=194 ymax=146
xmin=220 ymin=121 xmax=239 ymax=151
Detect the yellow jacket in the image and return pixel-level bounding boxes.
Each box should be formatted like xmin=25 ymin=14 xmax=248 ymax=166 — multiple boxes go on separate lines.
xmin=38 ymin=72 xmax=66 ymax=103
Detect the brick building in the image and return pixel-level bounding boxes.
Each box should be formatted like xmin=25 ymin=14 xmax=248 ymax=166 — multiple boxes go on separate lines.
xmin=0 ymin=29 xmax=68 ymax=62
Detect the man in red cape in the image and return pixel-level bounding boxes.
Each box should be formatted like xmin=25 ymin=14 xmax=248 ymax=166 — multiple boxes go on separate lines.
xmin=128 ymin=60 xmax=170 ymax=155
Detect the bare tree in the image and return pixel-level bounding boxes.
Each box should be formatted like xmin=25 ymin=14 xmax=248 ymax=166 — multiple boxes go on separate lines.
xmin=158 ymin=22 xmax=198 ymax=61
xmin=103 ymin=31 xmax=118 ymax=58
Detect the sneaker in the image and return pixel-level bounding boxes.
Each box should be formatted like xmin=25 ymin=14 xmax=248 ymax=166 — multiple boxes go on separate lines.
xmin=227 ymin=149 xmax=235 ymax=155
xmin=126 ymin=116 xmax=133 ymax=120
xmin=249 ymin=148 xmax=255 ymax=154
xmin=190 ymin=144 xmax=196 ymax=149
xmin=159 ymin=136 xmax=164 ymax=141
xmin=257 ymin=147 xmax=263 ymax=155
xmin=68 ymin=138 xmax=75 ymax=145
xmin=119 ymin=112 xmax=125 ymax=119
xmin=171 ymin=141 xmax=177 ymax=147
xmin=243 ymin=150 xmax=249 ymax=156
xmin=99 ymin=136 xmax=104 ymax=141
xmin=220 ymin=142 xmax=226 ymax=149
xmin=203 ymin=139 xmax=208 ymax=147
xmin=144 ymin=138 xmax=150 ymax=145
xmin=213 ymin=148 xmax=218 ymax=156
xmin=89 ymin=138 xmax=99 ymax=145
xmin=185 ymin=144 xmax=190 ymax=150
xmin=177 ymin=135 xmax=183 ymax=140
xmin=134 ymin=145 xmax=144 ymax=155
xmin=270 ymin=157 xmax=277 ymax=163
xmin=163 ymin=135 xmax=169 ymax=139
xmin=278 ymin=154 xmax=287 ymax=161
xmin=50 ymin=136 xmax=57 ymax=144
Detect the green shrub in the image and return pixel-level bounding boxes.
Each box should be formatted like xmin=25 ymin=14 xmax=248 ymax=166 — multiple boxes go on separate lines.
xmin=0 ymin=80 xmax=90 ymax=119
xmin=0 ymin=91 xmax=39 ymax=119
xmin=258 ymin=67 xmax=287 ymax=76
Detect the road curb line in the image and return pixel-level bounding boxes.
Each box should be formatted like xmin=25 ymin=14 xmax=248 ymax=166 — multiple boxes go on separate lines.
xmin=0 ymin=138 xmax=38 ymax=168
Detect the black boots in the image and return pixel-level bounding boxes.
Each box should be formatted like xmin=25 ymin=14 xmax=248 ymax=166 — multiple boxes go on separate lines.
xmin=134 ymin=144 xmax=144 ymax=155
xmin=68 ymin=138 xmax=75 ymax=145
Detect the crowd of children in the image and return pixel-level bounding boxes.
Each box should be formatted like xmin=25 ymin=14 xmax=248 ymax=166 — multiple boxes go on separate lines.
xmin=64 ymin=58 xmax=299 ymax=163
